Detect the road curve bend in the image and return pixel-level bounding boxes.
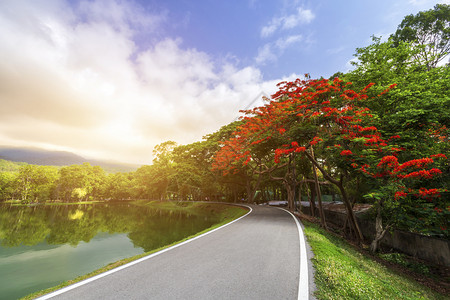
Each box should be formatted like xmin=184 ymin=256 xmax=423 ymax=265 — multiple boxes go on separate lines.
xmin=37 ymin=205 xmax=311 ymax=300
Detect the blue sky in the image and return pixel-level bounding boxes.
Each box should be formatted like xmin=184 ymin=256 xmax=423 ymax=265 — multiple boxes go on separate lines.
xmin=128 ymin=0 xmax=446 ymax=79
xmin=0 ymin=0 xmax=447 ymax=164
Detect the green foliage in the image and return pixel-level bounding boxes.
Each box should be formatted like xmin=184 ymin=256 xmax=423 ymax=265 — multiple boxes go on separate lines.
xmin=391 ymin=4 xmax=450 ymax=69
xmin=104 ymin=172 xmax=133 ymax=200
xmin=15 ymin=165 xmax=59 ymax=203
xmin=344 ymin=25 xmax=449 ymax=238
xmin=378 ymin=253 xmax=431 ymax=276
xmin=347 ymin=36 xmax=450 ymax=160
xmin=56 ymin=163 xmax=106 ymax=202
xmin=0 ymin=159 xmax=27 ymax=172
xmin=0 ymin=171 xmax=17 ymax=201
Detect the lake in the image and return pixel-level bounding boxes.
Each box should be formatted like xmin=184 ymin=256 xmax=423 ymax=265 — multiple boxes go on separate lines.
xmin=0 ymin=202 xmax=223 ymax=299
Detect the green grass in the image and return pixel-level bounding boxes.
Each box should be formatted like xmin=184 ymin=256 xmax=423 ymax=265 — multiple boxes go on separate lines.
xmin=21 ymin=202 xmax=248 ymax=300
xmin=302 ymin=220 xmax=446 ymax=300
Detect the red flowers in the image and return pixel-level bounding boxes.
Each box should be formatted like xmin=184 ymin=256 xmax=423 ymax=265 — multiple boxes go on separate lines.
xmin=398 ymin=168 xmax=442 ymax=179
xmin=396 ymin=158 xmax=434 ymax=172
xmin=377 ymin=155 xmax=399 ymax=168
xmin=340 ymin=150 xmax=353 ymax=156
xmin=213 ymin=75 xmax=445 ymax=214
xmin=417 ymin=188 xmax=441 ymax=199
xmin=310 ymin=136 xmax=323 ymax=145
xmin=394 ymin=191 xmax=408 ymax=200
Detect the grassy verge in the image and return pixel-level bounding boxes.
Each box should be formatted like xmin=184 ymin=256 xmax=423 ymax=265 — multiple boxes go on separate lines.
xmin=21 ymin=202 xmax=248 ymax=300
xmin=302 ymin=220 xmax=447 ymax=300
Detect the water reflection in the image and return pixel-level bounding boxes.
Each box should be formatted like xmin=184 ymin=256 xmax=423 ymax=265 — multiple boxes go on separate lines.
xmin=0 ymin=203 xmax=221 ymax=299
xmin=0 ymin=203 xmax=219 ymax=251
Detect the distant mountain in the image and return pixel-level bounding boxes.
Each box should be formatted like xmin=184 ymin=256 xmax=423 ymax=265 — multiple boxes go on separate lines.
xmin=0 ymin=146 xmax=140 ymax=172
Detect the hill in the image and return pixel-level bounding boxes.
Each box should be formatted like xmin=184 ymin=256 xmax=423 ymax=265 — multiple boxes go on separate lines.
xmin=0 ymin=146 xmax=140 ymax=172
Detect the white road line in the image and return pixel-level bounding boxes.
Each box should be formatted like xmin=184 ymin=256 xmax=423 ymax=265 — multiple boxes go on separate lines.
xmin=36 ymin=205 xmax=252 ymax=300
xmin=278 ymin=208 xmax=310 ymax=300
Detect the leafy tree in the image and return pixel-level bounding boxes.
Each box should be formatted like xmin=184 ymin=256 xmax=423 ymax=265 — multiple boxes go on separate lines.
xmin=0 ymin=159 xmax=27 ymax=172
xmin=132 ymin=165 xmax=153 ymax=200
xmin=152 ymin=141 xmax=177 ymax=165
xmin=172 ymin=142 xmax=211 ymax=201
xmin=104 ymin=172 xmax=133 ymax=200
xmin=347 ymin=37 xmax=450 ymax=162
xmin=132 ymin=164 xmax=171 ymax=201
xmin=15 ymin=165 xmax=58 ymax=203
xmin=0 ymin=171 xmax=16 ymax=201
xmin=357 ymin=154 xmax=448 ymax=251
xmin=391 ymin=4 xmax=449 ymax=69
xmin=212 ymin=115 xmax=279 ymax=205
xmin=56 ymin=163 xmax=106 ymax=201
xmin=214 ymin=75 xmax=448 ymax=248
xmin=206 ymin=121 xmax=247 ymax=202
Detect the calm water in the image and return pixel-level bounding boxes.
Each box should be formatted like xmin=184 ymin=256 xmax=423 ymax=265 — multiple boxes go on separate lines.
xmin=0 ymin=203 xmax=221 ymax=300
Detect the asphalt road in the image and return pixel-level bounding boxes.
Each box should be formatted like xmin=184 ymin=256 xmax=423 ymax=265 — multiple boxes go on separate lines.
xmin=38 ymin=205 xmax=311 ymax=300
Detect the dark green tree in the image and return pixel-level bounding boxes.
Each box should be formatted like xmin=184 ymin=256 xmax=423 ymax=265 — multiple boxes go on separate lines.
xmin=392 ymin=4 xmax=449 ymax=69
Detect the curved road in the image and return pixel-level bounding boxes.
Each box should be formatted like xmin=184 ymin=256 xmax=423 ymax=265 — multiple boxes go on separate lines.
xmin=37 ymin=205 xmax=312 ymax=299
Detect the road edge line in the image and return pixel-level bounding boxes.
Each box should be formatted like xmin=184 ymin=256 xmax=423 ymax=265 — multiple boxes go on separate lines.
xmin=278 ymin=208 xmax=310 ymax=300
xmin=36 ymin=205 xmax=252 ymax=300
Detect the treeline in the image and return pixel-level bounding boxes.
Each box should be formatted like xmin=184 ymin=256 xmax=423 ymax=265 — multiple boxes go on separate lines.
xmin=0 ymin=147 xmax=219 ymax=203
xmin=0 ymin=128 xmax=255 ymax=203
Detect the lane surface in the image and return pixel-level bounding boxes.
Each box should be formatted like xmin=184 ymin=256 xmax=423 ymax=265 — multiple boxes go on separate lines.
xmin=39 ymin=205 xmax=307 ymax=299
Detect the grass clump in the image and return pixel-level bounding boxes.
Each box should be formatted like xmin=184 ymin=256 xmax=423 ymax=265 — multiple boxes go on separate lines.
xmin=302 ymin=220 xmax=446 ymax=300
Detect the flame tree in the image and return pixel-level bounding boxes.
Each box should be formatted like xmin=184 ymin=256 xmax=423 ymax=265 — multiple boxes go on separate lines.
xmin=213 ymin=76 xmax=448 ymax=248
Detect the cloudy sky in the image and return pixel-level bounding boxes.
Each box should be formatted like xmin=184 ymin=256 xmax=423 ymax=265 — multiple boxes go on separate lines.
xmin=0 ymin=0 xmax=447 ymax=165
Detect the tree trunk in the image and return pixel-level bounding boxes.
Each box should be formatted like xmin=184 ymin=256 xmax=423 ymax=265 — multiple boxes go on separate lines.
xmin=308 ymin=183 xmax=316 ymax=217
xmin=245 ymin=172 xmax=262 ymax=203
xmin=310 ymin=147 xmax=327 ymax=230
xmin=304 ymin=150 xmax=364 ymax=243
xmin=337 ymin=180 xmax=364 ymax=242
xmin=370 ymin=201 xmax=390 ymax=253
xmin=287 ymin=155 xmax=296 ymax=211
xmin=297 ymin=181 xmax=303 ymax=213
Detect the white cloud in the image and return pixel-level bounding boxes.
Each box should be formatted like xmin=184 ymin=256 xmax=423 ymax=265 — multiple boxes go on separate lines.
xmin=256 ymin=35 xmax=303 ymax=64
xmin=275 ymin=34 xmax=303 ymax=50
xmin=255 ymin=44 xmax=277 ymax=64
xmin=260 ymin=7 xmax=315 ymax=38
xmin=0 ymin=0 xmax=299 ymax=164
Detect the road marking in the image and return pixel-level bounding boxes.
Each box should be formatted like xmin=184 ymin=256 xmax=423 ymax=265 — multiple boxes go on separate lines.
xmin=36 ymin=205 xmax=252 ymax=300
xmin=278 ymin=208 xmax=310 ymax=300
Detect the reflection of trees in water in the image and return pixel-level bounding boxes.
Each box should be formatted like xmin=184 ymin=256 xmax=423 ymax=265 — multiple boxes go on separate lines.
xmin=0 ymin=204 xmax=220 ymax=251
